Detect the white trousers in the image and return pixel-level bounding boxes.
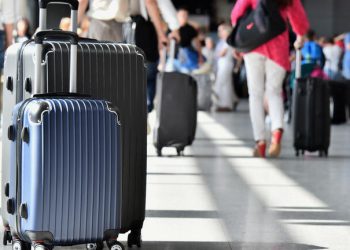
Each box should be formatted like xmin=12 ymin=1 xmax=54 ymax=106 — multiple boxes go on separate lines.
xmin=214 ymin=60 xmax=239 ymax=109
xmin=244 ymin=53 xmax=286 ymax=141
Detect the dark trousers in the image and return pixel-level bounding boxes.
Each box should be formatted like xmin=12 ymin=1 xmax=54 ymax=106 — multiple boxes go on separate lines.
xmin=330 ymin=81 xmax=348 ymax=124
xmin=147 ymin=61 xmax=158 ymax=113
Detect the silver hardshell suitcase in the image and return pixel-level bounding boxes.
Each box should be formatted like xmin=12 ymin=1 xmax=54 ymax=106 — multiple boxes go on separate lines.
xmin=1 ymin=1 xmax=147 ymax=247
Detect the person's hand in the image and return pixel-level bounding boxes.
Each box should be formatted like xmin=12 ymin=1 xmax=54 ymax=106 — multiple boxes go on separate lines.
xmin=158 ymin=33 xmax=168 ymax=50
xmin=294 ymin=35 xmax=304 ymax=50
xmin=198 ymin=55 xmax=205 ymax=66
xmin=169 ymin=30 xmax=180 ymax=42
xmin=232 ymin=49 xmax=242 ymax=60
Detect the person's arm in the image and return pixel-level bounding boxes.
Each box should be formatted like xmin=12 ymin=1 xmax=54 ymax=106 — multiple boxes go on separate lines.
xmin=219 ymin=47 xmax=228 ymax=57
xmin=156 ymin=0 xmax=180 ymax=41
xmin=194 ymin=36 xmax=204 ymax=64
xmin=287 ymin=0 xmax=309 ymax=38
xmin=231 ymin=0 xmax=251 ymax=26
xmin=156 ymin=0 xmax=179 ymax=31
xmin=4 ymin=23 xmax=13 ymax=48
xmin=78 ymin=0 xmax=89 ymax=24
xmin=145 ymin=0 xmax=168 ymax=48
xmin=335 ymin=33 xmax=346 ymax=42
xmin=2 ymin=0 xmax=15 ymax=47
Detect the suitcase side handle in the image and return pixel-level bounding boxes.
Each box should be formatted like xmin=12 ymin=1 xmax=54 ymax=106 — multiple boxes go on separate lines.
xmin=39 ymin=0 xmax=79 ymax=33
xmin=34 ymin=31 xmax=79 ymax=95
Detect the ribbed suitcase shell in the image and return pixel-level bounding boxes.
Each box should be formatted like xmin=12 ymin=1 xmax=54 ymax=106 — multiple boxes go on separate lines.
xmin=8 ymin=98 xmax=122 ymax=244
xmin=2 ymin=40 xmax=147 ymax=234
xmin=293 ymin=77 xmax=331 ymax=154
xmin=153 ymin=72 xmax=197 ymax=154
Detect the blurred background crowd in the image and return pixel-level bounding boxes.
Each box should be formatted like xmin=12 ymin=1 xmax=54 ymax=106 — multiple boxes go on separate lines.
xmin=1 ymin=0 xmax=350 ymax=123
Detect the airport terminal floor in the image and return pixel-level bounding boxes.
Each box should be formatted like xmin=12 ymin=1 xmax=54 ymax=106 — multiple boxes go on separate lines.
xmin=1 ymin=101 xmax=350 ymax=250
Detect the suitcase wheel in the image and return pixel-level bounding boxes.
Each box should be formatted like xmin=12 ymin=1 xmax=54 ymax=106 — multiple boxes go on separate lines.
xmin=176 ymin=148 xmax=184 ymax=157
xmin=107 ymin=240 xmax=124 ymax=250
xmin=157 ymin=148 xmax=162 ymax=157
xmin=2 ymin=229 xmax=12 ymax=246
xmin=33 ymin=243 xmax=52 ymax=250
xmin=12 ymin=240 xmax=31 ymax=250
xmin=127 ymin=231 xmax=142 ymax=248
xmin=86 ymin=241 xmax=104 ymax=250
xmin=319 ymin=150 xmax=328 ymax=158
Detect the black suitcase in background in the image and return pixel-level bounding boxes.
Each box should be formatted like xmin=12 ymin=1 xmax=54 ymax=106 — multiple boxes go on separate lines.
xmin=153 ymin=72 xmax=197 ymax=156
xmin=293 ymin=77 xmax=331 ymax=157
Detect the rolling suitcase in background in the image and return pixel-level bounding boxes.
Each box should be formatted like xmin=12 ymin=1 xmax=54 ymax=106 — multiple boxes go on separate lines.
xmin=292 ymin=49 xmax=331 ymax=157
xmin=2 ymin=0 xmax=147 ymax=247
xmin=7 ymin=30 xmax=124 ymax=250
xmin=153 ymin=41 xmax=197 ymax=156
xmin=192 ymin=74 xmax=213 ymax=111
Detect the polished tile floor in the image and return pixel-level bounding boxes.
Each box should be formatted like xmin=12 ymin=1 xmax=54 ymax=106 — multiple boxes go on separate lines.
xmin=1 ymin=101 xmax=350 ymax=250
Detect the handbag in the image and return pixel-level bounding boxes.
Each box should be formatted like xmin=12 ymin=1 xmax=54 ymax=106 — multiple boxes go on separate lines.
xmin=227 ymin=0 xmax=286 ymax=53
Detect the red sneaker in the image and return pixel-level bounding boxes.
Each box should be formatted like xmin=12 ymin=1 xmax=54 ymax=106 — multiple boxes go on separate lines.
xmin=269 ymin=129 xmax=283 ymax=158
xmin=253 ymin=141 xmax=266 ymax=158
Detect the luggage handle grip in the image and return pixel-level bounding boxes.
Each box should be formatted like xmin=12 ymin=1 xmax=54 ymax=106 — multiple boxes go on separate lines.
xmin=39 ymin=0 xmax=79 ymax=32
xmin=39 ymin=0 xmax=79 ymax=10
xmin=33 ymin=92 xmax=91 ymax=98
xmin=34 ymin=30 xmax=78 ymax=95
xmin=34 ymin=30 xmax=79 ymax=45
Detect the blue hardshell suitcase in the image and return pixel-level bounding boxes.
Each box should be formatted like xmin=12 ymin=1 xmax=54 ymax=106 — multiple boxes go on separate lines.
xmin=6 ymin=30 xmax=124 ymax=249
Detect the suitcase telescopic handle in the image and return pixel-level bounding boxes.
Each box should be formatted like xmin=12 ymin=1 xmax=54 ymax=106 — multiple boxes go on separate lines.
xmin=39 ymin=0 xmax=79 ymax=33
xmin=295 ymin=49 xmax=302 ymax=79
xmin=34 ymin=31 xmax=79 ymax=95
xmin=162 ymin=39 xmax=177 ymax=72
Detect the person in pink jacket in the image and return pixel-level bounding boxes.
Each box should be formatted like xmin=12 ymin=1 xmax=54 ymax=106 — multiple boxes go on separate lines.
xmin=231 ymin=0 xmax=309 ymax=158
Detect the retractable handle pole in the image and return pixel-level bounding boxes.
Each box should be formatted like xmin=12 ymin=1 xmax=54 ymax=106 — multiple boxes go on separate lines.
xmin=34 ymin=31 xmax=79 ymax=95
xmin=295 ymin=49 xmax=302 ymax=79
xmin=38 ymin=0 xmax=79 ymax=32
xmin=163 ymin=39 xmax=177 ymax=72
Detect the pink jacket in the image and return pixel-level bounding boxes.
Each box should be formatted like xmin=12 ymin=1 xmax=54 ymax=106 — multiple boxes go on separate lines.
xmin=231 ymin=0 xmax=309 ymax=71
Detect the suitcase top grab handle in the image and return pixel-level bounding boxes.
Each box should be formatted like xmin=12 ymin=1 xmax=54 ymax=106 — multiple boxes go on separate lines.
xmin=39 ymin=0 xmax=79 ymax=32
xmin=34 ymin=31 xmax=79 ymax=95
xmin=39 ymin=0 xmax=79 ymax=10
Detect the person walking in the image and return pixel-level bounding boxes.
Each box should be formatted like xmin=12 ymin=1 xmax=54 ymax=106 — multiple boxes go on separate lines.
xmin=0 ymin=0 xmax=15 ymax=71
xmin=173 ymin=7 xmax=203 ymax=73
xmin=342 ymin=33 xmax=350 ymax=80
xmin=323 ymin=37 xmax=343 ymax=80
xmin=78 ymin=0 xmax=130 ymax=42
xmin=301 ymin=29 xmax=325 ymax=67
xmin=129 ymin=0 xmax=180 ymax=114
xmin=214 ymin=23 xmax=239 ymax=112
xmin=231 ymin=0 xmax=309 ymax=158
xmin=0 ymin=0 xmax=15 ymax=117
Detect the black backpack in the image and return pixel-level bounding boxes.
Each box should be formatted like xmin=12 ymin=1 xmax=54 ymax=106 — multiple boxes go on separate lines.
xmin=227 ymin=0 xmax=286 ymax=52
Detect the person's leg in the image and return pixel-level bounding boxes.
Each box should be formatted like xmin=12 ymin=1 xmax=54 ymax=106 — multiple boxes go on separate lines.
xmin=147 ymin=61 xmax=158 ymax=113
xmin=244 ymin=53 xmax=266 ymax=140
xmin=214 ymin=62 xmax=234 ymax=110
xmin=243 ymin=52 xmax=267 ymax=157
xmin=265 ymin=58 xmax=286 ymax=157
